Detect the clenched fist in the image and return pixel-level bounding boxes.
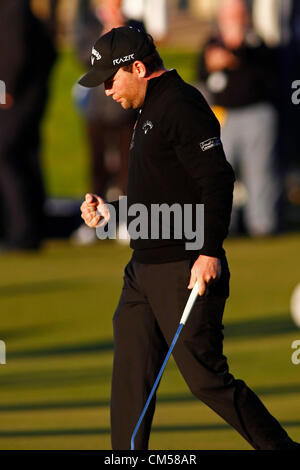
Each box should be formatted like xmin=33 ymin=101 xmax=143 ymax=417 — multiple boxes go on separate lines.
xmin=80 ymin=193 xmax=110 ymax=228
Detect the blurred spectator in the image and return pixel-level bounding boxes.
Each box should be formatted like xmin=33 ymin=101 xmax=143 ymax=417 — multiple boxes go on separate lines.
xmin=197 ymin=0 xmax=282 ymax=236
xmin=251 ymin=0 xmax=300 ymax=206
xmin=122 ymin=0 xmax=168 ymax=42
xmin=277 ymin=0 xmax=300 ymax=172
xmin=247 ymin=1 xmax=300 ymax=181
xmin=178 ymin=0 xmax=189 ymax=11
xmin=71 ymin=0 xmax=142 ymax=244
xmin=0 ymin=0 xmax=58 ymax=251
xmin=252 ymin=0 xmax=281 ymax=47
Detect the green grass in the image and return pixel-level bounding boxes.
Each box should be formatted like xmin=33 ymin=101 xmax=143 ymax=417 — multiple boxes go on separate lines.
xmin=0 ymin=234 xmax=299 ymax=449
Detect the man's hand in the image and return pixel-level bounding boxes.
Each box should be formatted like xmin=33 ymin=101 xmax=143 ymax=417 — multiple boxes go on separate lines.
xmin=188 ymin=255 xmax=221 ymax=296
xmin=205 ymin=46 xmax=240 ymax=73
xmin=80 ymin=193 xmax=110 ymax=228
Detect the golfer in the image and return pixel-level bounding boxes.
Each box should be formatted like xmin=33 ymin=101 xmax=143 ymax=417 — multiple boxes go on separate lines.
xmin=79 ymin=26 xmax=298 ymax=450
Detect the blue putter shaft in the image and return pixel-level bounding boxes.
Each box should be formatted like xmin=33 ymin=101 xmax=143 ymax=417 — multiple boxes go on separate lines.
xmin=130 ymin=282 xmax=199 ymax=450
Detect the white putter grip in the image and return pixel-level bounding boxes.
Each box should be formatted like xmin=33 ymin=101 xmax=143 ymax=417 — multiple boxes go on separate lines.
xmin=180 ymin=281 xmax=199 ymax=325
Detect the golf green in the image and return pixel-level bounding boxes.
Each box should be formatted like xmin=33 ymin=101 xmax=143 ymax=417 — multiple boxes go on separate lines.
xmin=0 ymin=234 xmax=299 ymax=449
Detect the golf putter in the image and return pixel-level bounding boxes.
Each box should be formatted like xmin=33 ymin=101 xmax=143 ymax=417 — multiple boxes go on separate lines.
xmin=130 ymin=281 xmax=199 ymax=450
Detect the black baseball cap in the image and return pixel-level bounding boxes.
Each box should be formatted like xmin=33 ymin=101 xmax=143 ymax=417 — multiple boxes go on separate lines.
xmin=78 ymin=26 xmax=156 ymax=88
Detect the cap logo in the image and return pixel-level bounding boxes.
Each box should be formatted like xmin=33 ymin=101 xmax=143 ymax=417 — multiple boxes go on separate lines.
xmin=91 ymin=47 xmax=102 ymax=66
xmin=113 ymin=53 xmax=135 ymax=66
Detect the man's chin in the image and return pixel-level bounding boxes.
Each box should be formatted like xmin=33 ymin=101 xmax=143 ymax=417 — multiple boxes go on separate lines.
xmin=119 ymin=100 xmax=130 ymax=110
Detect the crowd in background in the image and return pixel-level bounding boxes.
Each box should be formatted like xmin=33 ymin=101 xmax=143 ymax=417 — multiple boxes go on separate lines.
xmin=0 ymin=0 xmax=299 ymax=251
xmin=0 ymin=0 xmax=58 ymax=251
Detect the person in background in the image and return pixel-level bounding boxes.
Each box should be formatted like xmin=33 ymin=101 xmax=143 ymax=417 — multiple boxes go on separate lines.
xmin=0 ymin=0 xmax=58 ymax=251
xmin=122 ymin=0 xmax=168 ymax=42
xmin=252 ymin=0 xmax=300 ymax=205
xmin=197 ymin=0 xmax=281 ymax=237
xmin=277 ymin=0 xmax=299 ymax=184
xmin=178 ymin=0 xmax=189 ymax=11
xmin=71 ymin=0 xmax=143 ymax=244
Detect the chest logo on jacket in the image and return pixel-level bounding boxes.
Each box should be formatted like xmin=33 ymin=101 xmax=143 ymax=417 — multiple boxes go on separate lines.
xmin=142 ymin=120 xmax=153 ymax=135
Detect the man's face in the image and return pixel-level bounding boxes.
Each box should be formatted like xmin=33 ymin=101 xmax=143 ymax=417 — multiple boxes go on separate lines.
xmin=104 ymin=65 xmax=147 ymax=110
xmin=218 ymin=0 xmax=249 ymax=48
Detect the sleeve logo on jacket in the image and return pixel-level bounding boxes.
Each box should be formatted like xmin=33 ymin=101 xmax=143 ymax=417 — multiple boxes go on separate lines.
xmin=142 ymin=120 xmax=153 ymax=135
xmin=199 ymin=137 xmax=221 ymax=152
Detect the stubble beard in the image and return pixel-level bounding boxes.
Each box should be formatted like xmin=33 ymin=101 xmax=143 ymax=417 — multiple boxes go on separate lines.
xmin=120 ymin=99 xmax=131 ymax=110
xmin=119 ymin=97 xmax=140 ymax=110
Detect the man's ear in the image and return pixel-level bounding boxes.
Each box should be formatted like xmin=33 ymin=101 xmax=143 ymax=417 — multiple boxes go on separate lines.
xmin=132 ymin=60 xmax=147 ymax=78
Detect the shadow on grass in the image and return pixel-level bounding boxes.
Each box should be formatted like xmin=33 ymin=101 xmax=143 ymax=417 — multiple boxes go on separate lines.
xmin=0 ymin=325 xmax=58 ymax=341
xmin=0 ymin=279 xmax=90 ymax=298
xmin=8 ymin=312 xmax=297 ymax=360
xmin=1 ymin=383 xmax=300 ymax=411
xmin=224 ymin=313 xmax=298 ymax=339
xmin=0 ymin=366 xmax=111 ymax=389
xmin=8 ymin=339 xmax=114 ymax=359
xmin=0 ymin=421 xmax=299 ymax=438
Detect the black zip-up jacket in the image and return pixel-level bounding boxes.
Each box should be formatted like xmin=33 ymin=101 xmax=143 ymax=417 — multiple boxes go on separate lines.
xmin=114 ymin=70 xmax=235 ymax=264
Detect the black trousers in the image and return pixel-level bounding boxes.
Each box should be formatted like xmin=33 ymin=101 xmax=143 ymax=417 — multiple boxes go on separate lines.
xmin=111 ymin=258 xmax=294 ymax=450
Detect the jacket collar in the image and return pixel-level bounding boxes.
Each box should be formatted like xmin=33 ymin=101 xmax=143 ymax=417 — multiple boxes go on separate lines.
xmin=143 ymin=69 xmax=179 ymax=106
